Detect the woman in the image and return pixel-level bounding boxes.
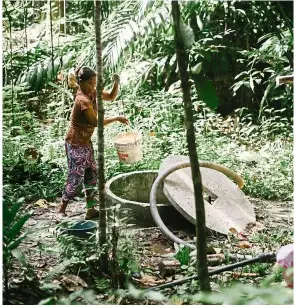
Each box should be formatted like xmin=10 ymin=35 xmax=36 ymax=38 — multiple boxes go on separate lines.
xmin=58 ymin=66 xmax=128 ymax=219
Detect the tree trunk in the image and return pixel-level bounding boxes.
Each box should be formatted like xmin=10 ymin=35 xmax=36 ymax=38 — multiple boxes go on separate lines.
xmin=59 ymin=0 xmax=65 ymax=33
xmin=3 ymin=0 xmax=14 ymax=124
xmin=171 ymin=0 xmax=211 ymax=292
xmin=94 ymin=0 xmax=108 ymax=273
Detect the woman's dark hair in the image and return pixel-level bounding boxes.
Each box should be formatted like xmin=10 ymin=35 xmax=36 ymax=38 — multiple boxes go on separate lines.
xmin=75 ymin=66 xmax=96 ymax=83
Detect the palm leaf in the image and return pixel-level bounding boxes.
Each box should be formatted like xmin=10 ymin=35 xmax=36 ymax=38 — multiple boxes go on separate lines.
xmin=7 ymin=211 xmax=33 ymax=243
xmin=100 ymin=0 xmax=171 ymax=68
xmin=3 ymin=201 xmax=22 ymax=227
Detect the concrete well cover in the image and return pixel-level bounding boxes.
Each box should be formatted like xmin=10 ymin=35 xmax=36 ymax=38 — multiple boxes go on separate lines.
xmin=159 ymin=155 xmax=256 ymax=235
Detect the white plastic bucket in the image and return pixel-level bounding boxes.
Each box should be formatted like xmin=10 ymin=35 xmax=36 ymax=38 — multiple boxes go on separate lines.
xmin=114 ymin=131 xmax=143 ymax=164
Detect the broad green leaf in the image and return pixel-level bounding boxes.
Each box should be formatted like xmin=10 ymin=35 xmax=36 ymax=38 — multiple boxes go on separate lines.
xmin=192 ymin=75 xmax=220 ymax=110
xmin=7 ymin=233 xmax=27 ymax=251
xmin=258 ymin=82 xmax=274 ymax=119
xmin=3 ymin=202 xmax=12 ymax=225
xmin=34 ymin=64 xmax=44 ymax=92
xmin=7 ymin=212 xmax=33 ymax=242
xmin=196 ymin=15 xmax=203 ymax=30
xmin=38 ymin=297 xmax=57 ymax=305
xmin=231 ymin=81 xmax=244 ymax=93
xmin=3 ymin=202 xmax=22 ymax=227
xmin=237 ymin=9 xmax=246 ymax=15
xmin=249 ymin=75 xmax=255 ymax=92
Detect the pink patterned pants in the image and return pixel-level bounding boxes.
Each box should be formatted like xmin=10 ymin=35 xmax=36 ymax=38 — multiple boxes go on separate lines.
xmin=62 ymin=142 xmax=97 ymax=202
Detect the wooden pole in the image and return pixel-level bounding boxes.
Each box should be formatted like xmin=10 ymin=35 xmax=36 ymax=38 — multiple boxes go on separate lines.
xmin=94 ymin=0 xmax=108 ymax=273
xmin=171 ymin=0 xmax=211 ymax=292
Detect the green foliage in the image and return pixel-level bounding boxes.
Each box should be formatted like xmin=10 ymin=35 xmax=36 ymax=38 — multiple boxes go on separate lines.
xmin=1 ymin=1 xmax=293 ymax=304
xmin=2 ymin=198 xmax=34 ymax=293
xmin=16 ymin=51 xmax=75 ymax=92
xmin=3 ymin=198 xmax=33 ymax=261
xmin=121 ymin=274 xmax=293 ymax=305
xmin=2 ymin=84 xmax=68 ymax=202
xmin=174 ymin=244 xmax=191 ymax=266
xmin=37 ymin=205 xmax=140 ymax=296
xmin=192 ymin=74 xmax=219 ymax=110
xmin=38 ymin=289 xmax=99 ymax=305
xmin=194 ymin=282 xmax=293 ymax=305
xmin=231 ymin=29 xmax=293 ymax=120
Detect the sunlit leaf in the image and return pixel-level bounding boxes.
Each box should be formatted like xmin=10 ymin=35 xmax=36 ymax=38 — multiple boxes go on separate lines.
xmin=179 ymin=22 xmax=195 ymax=48
xmin=191 ymin=62 xmax=202 ymax=75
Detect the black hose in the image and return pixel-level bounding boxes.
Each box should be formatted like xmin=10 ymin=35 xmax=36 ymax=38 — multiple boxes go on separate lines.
xmin=146 ymin=252 xmax=276 ymax=291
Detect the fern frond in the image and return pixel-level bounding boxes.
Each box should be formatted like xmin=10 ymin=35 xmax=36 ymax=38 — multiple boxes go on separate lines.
xmin=43 ymin=260 xmax=72 ymax=283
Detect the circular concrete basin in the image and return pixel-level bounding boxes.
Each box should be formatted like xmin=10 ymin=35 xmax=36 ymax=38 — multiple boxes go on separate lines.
xmin=105 ymin=170 xmax=192 ymax=228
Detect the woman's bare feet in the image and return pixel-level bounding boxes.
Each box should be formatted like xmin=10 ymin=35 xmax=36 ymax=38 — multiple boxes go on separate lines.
xmin=58 ymin=200 xmax=69 ymax=216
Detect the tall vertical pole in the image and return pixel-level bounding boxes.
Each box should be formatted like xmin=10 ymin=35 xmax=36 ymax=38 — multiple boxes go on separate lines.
xmin=171 ymin=0 xmax=211 ymax=292
xmin=94 ymin=0 xmax=108 ymax=273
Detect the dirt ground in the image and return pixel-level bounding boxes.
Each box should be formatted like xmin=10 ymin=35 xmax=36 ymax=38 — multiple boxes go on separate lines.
xmin=4 ymin=196 xmax=293 ymax=304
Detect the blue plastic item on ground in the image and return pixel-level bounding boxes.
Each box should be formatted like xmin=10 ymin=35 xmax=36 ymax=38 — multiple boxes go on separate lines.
xmin=59 ymin=220 xmax=97 ymax=238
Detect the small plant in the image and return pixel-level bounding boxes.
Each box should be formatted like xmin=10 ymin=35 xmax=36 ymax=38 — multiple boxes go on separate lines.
xmin=2 ymin=198 xmax=34 ymax=294
xmin=193 ymin=282 xmax=293 ymax=305
xmin=38 ymin=289 xmax=99 ymax=305
xmin=174 ymin=244 xmax=191 ymax=266
xmin=107 ymin=205 xmax=140 ymax=289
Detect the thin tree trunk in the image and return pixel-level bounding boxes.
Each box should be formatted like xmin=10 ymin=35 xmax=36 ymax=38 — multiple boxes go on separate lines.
xmin=4 ymin=0 xmax=14 ymax=125
xmin=3 ymin=263 xmax=9 ymax=296
xmin=24 ymin=1 xmax=29 ymax=69
xmin=59 ymin=0 xmax=65 ymax=33
xmin=49 ymin=0 xmax=54 ymax=79
xmin=171 ymin=0 xmax=211 ymax=292
xmin=94 ymin=0 xmax=108 ymax=273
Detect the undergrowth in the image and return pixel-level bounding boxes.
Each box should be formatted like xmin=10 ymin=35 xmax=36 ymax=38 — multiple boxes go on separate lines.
xmin=2 ymin=87 xmax=293 ymax=203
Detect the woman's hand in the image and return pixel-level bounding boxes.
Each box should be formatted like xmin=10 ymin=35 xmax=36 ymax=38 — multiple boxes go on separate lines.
xmin=117 ymin=116 xmax=129 ymax=125
xmin=102 ymin=75 xmax=120 ymax=101
xmin=113 ymin=73 xmax=120 ymax=84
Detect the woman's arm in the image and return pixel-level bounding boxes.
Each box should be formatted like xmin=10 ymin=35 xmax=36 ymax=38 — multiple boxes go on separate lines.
xmin=90 ymin=74 xmax=120 ymax=101
xmin=83 ymin=108 xmax=129 ymax=127
xmin=102 ymin=74 xmax=120 ymax=101
xmin=102 ymin=82 xmax=119 ymax=101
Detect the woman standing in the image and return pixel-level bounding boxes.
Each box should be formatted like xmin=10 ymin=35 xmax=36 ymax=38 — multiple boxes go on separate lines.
xmin=58 ymin=66 xmax=128 ymax=219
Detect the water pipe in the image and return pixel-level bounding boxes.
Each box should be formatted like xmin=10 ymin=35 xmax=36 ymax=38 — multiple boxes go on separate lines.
xmin=146 ymin=252 xmax=276 ymax=291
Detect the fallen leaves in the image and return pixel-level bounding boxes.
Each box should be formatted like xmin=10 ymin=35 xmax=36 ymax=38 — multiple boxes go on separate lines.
xmin=238 ymin=232 xmax=249 ymax=241
xmin=229 ymin=227 xmax=238 ymax=235
xmin=232 ymin=272 xmax=259 ymax=279
xmin=229 ymin=227 xmax=249 ymax=240
xmin=59 ymin=274 xmax=88 ymax=292
xmin=158 ymin=260 xmax=180 ymax=277
xmin=34 ymin=199 xmax=48 ymax=209
xmin=207 ymin=253 xmax=226 ymax=265
xmin=138 ymin=275 xmax=166 ymax=287
xmin=236 ymin=241 xmax=253 ymax=249
xmin=206 ymin=246 xmax=222 ymax=254
xmin=36 ymin=262 xmax=47 ymax=269
xmin=228 ymin=227 xmax=252 ymax=249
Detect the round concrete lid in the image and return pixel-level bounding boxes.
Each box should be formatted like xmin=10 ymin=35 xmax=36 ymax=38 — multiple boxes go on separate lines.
xmin=159 ymin=155 xmax=256 ymax=235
